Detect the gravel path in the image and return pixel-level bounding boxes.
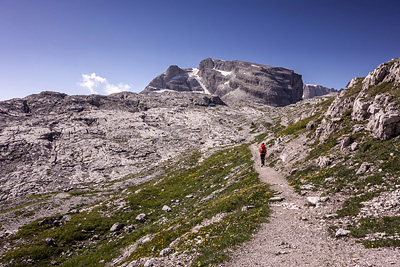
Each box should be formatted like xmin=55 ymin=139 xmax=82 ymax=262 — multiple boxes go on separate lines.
xmin=221 ymin=144 xmax=400 ymax=267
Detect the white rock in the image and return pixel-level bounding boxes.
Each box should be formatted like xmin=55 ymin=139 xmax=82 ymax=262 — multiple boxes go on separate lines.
xmin=110 ymin=222 xmax=124 ymax=232
xmin=136 ymin=213 xmax=147 ymax=223
xmin=335 ymin=228 xmax=351 ymax=237
xmin=162 ymin=205 xmax=172 ymax=212
xmin=159 ymin=247 xmax=174 ymax=256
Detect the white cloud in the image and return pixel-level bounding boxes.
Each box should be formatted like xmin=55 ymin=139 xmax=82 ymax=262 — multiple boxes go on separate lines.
xmin=80 ymin=73 xmax=131 ymax=95
xmin=104 ymin=83 xmax=131 ymax=94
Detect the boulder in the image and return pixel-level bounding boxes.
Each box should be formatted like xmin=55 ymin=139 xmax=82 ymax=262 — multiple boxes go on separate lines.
xmin=356 ymin=162 xmax=371 ymax=174
xmin=270 ymin=196 xmax=285 ymax=202
xmin=162 ymin=205 xmax=172 ymax=212
xmin=340 ymin=136 xmax=352 ymax=150
xmin=366 ymin=107 xmax=400 ymax=140
xmin=335 ymin=228 xmax=351 ymax=238
xmin=136 ymin=213 xmax=147 ymax=223
xmin=317 ymin=156 xmax=331 ymax=169
xmin=306 ymin=196 xmax=329 ymax=206
xmin=110 ymin=222 xmax=124 ymax=232
xmin=159 ymin=247 xmax=174 ymax=256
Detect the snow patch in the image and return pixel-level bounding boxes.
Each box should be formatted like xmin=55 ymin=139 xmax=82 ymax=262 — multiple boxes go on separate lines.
xmin=188 ymin=68 xmax=211 ymax=95
xmin=154 ymin=89 xmax=176 ymax=93
xmin=214 ymin=69 xmax=232 ymax=76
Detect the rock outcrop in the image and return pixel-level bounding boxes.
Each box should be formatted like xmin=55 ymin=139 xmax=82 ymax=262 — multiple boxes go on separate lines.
xmin=350 ymin=58 xmax=400 ymax=140
xmin=317 ymin=58 xmax=400 ymax=141
xmin=142 ymin=58 xmax=304 ymax=107
xmin=302 ymin=84 xmax=338 ymax=99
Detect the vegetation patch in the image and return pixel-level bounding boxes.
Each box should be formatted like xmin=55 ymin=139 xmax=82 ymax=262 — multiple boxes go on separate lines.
xmin=1 ymin=143 xmax=272 ymax=266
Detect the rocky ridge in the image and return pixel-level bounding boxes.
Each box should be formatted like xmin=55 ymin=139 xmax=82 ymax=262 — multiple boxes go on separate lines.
xmin=143 ymin=58 xmax=304 ymax=106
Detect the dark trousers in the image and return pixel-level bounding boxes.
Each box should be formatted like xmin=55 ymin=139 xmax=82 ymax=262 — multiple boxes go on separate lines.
xmin=260 ymin=154 xmax=266 ymax=166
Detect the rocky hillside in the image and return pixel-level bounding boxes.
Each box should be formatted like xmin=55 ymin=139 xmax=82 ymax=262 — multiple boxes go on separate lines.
xmin=0 ymin=90 xmax=274 ymax=239
xmin=142 ymin=58 xmax=304 ymax=106
xmin=265 ymin=58 xmax=400 ymax=248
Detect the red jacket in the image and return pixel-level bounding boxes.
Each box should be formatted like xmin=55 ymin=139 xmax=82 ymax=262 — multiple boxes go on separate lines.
xmin=259 ymin=144 xmax=266 ymax=154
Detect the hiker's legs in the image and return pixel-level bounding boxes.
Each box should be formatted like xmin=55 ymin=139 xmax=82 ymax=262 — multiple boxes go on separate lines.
xmin=260 ymin=154 xmax=265 ymax=166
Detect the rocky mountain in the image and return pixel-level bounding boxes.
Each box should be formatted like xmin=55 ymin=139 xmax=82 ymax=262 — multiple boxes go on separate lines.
xmin=0 ymin=58 xmax=399 ymax=267
xmin=142 ymin=58 xmax=304 ymax=106
xmin=302 ymin=84 xmax=338 ymax=99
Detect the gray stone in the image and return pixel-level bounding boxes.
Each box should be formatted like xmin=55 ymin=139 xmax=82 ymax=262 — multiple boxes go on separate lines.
xmin=335 ymin=228 xmax=351 ymax=238
xmin=300 ymin=184 xmax=315 ymax=191
xmin=159 ymin=247 xmax=174 ymax=256
xmin=110 ymin=222 xmax=124 ymax=232
xmin=317 ymin=156 xmax=331 ymax=169
xmin=136 ymin=213 xmax=147 ymax=223
xmin=356 ymin=162 xmax=371 ymax=174
xmin=306 ymin=196 xmax=329 ymax=206
xmin=124 ymin=224 xmax=135 ymax=233
xmin=340 ymin=136 xmax=352 ymax=150
xmin=162 ymin=205 xmax=172 ymax=212
xmin=350 ymin=142 xmax=359 ymax=151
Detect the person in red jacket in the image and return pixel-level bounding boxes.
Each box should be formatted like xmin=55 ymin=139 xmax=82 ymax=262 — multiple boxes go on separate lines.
xmin=259 ymin=143 xmax=266 ymax=167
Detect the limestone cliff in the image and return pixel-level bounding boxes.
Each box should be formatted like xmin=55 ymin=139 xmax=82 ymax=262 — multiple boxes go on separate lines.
xmin=142 ymin=58 xmax=304 ymax=107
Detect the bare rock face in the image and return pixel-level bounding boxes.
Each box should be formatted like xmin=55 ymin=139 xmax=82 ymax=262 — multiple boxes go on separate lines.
xmin=142 ymin=58 xmax=304 ymax=107
xmin=350 ymin=58 xmax=400 ymax=140
xmin=362 ymin=58 xmax=400 ymax=90
xmin=142 ymin=65 xmax=204 ymax=93
xmin=0 ymin=91 xmax=258 ymax=206
xmin=302 ymin=84 xmax=338 ymax=99
xmin=319 ymin=58 xmax=400 ymax=142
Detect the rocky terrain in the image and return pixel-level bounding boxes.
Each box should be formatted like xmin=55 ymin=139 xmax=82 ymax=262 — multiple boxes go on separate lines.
xmin=143 ymin=58 xmax=304 ymax=106
xmin=0 ymin=90 xmax=273 ymax=235
xmin=0 ymin=57 xmax=399 ymax=266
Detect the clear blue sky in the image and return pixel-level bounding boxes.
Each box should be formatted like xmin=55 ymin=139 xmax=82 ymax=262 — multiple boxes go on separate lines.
xmin=0 ymin=0 xmax=399 ymax=100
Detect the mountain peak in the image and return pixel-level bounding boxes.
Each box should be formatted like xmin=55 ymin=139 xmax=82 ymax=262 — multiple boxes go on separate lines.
xmin=142 ymin=58 xmax=304 ymax=106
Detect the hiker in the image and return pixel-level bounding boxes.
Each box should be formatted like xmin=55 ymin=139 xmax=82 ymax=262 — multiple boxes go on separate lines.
xmin=259 ymin=143 xmax=266 ymax=167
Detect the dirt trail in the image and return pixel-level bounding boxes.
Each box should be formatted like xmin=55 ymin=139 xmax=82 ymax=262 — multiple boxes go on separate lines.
xmin=221 ymin=144 xmax=400 ymax=267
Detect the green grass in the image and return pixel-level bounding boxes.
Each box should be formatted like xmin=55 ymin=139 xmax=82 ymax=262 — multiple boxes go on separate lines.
xmin=366 ymin=82 xmax=400 ymax=105
xmin=278 ymin=115 xmax=316 ymax=136
xmin=1 ymin=143 xmax=272 ymax=267
xmin=349 ymin=216 xmax=400 ymax=247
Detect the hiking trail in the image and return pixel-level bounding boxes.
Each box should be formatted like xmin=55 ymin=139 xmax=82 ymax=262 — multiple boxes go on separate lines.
xmin=221 ymin=143 xmax=400 ymax=267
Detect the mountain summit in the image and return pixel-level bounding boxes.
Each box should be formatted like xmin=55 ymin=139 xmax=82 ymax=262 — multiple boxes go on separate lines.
xmin=142 ymin=58 xmax=304 ymax=106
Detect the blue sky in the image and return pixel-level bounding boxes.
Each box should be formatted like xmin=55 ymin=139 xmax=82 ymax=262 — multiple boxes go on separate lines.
xmin=0 ymin=0 xmax=399 ymax=100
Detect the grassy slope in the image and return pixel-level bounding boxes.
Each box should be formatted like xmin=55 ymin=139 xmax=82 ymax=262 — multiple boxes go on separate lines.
xmin=1 ymin=139 xmax=272 ymax=266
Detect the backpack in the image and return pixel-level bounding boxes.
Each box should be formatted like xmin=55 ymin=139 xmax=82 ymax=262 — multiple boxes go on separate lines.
xmin=260 ymin=145 xmax=266 ymax=154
